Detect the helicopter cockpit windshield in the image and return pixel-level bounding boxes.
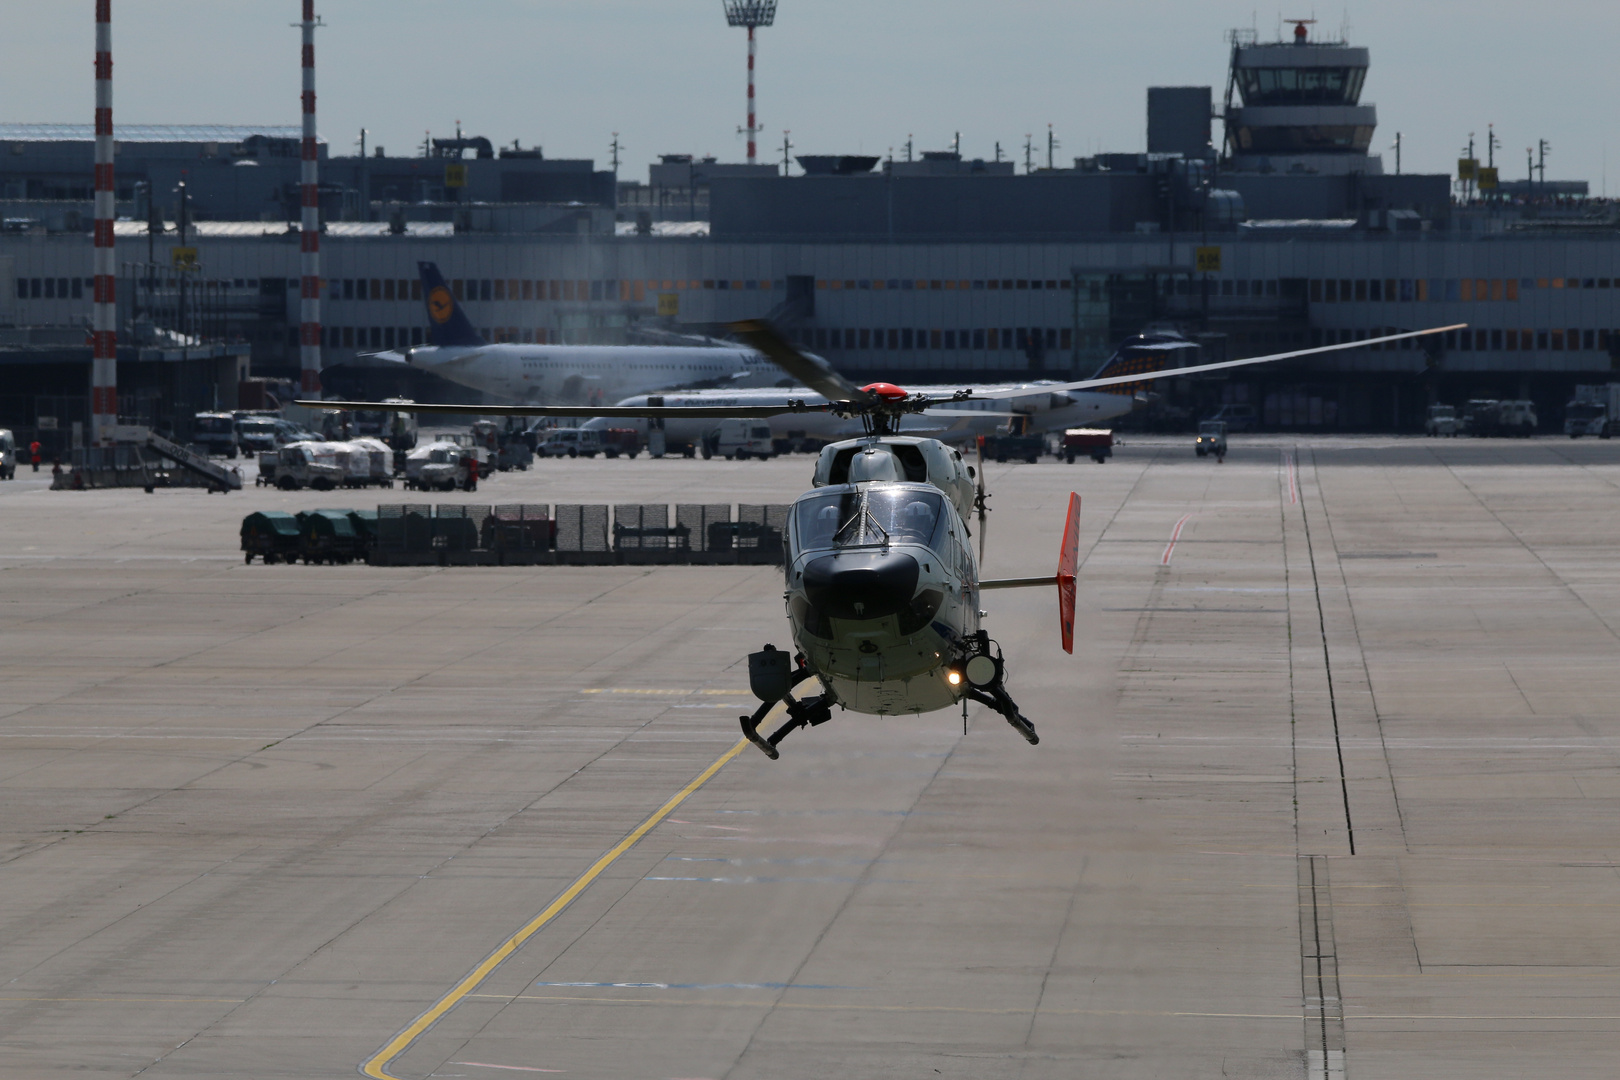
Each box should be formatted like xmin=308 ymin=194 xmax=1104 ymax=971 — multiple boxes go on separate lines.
xmin=793 ymin=486 xmax=946 ymax=554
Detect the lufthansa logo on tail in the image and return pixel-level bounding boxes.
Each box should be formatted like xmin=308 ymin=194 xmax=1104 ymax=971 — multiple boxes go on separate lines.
xmin=427 ymin=285 xmax=454 ymax=324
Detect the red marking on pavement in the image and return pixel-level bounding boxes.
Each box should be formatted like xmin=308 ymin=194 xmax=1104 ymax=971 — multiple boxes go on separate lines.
xmin=1160 ymin=513 xmax=1194 ymax=566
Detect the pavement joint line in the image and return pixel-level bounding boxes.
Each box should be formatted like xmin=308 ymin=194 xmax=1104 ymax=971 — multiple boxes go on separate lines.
xmin=478 ymin=994 xmax=1306 ymax=1019
xmin=1295 ymin=449 xmax=1355 ymax=855
xmin=359 ymin=738 xmax=749 ymax=1080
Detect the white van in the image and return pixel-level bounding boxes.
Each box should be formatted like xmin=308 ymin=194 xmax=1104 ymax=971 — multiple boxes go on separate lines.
xmin=712 ymin=419 xmax=776 ymax=460
xmin=538 ymin=428 xmax=602 ymax=458
xmin=0 ymin=429 xmax=15 ymax=479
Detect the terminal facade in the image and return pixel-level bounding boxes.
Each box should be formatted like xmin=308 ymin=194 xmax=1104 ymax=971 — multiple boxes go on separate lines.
xmin=0 ymin=27 xmax=1616 ymax=441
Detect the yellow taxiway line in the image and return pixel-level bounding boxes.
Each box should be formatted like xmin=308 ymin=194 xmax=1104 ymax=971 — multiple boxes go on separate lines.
xmin=360 ymin=738 xmax=749 ymax=1080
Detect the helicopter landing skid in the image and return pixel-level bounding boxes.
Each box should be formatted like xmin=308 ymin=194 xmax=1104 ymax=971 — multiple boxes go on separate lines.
xmin=740 ymin=690 xmax=834 ymax=760
xmin=963 ymin=682 xmax=1039 ymax=745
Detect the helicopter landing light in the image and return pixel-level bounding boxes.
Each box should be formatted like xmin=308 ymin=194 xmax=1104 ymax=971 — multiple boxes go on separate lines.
xmin=946 ymin=669 xmax=963 ymax=686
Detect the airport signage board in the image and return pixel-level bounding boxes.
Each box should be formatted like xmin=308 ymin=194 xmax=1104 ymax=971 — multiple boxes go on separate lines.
xmin=1478 ymin=166 xmax=1499 ymax=190
xmin=170 ymin=246 xmax=197 ymax=269
xmin=445 ymin=164 xmax=468 ymax=188
xmin=1195 ymin=246 xmax=1222 ymax=273
xmin=1457 ymin=157 xmax=1478 ymax=181
xmin=657 ymin=293 xmax=679 ymax=316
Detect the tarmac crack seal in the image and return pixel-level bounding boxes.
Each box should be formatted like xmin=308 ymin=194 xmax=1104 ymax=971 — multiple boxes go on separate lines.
xmin=1296 ymin=447 xmax=1356 ymax=854
xmin=1298 ymin=855 xmax=1346 ymax=1080
xmin=359 ymin=738 xmax=748 ymax=1080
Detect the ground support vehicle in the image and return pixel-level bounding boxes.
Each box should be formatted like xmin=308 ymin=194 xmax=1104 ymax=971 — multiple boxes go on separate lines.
xmin=1061 ymin=428 xmax=1113 ymax=463
xmin=240 ymin=511 xmax=303 ymax=563
xmin=192 ymin=412 xmax=239 ymax=458
xmin=537 ymin=428 xmax=601 ymax=458
xmin=708 ymin=419 xmax=776 ymax=460
xmin=342 ymin=439 xmax=395 ymax=488
xmin=297 ymin=509 xmax=368 ymax=564
xmin=982 ymin=433 xmax=1045 ymax=464
xmin=255 ymin=451 xmax=279 ymax=487
xmin=410 ymin=449 xmax=476 ymax=492
xmin=1425 ymin=404 xmax=1459 ymax=436
xmin=1564 ymin=384 xmax=1620 ymax=438
xmin=598 ymin=428 xmax=642 ymax=459
xmin=274 ymin=442 xmax=346 ymax=491
xmin=1465 ymin=399 xmax=1537 ymax=437
xmin=1196 ymin=420 xmax=1228 ymax=459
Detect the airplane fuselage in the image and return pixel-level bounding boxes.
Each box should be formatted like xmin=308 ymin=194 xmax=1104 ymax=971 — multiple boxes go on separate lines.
xmin=580 ymin=384 xmax=1139 ymax=447
xmin=404 ymin=343 xmax=782 ymax=405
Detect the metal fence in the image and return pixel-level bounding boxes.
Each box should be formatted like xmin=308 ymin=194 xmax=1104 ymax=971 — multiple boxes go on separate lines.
xmin=369 ymin=503 xmax=788 ymax=565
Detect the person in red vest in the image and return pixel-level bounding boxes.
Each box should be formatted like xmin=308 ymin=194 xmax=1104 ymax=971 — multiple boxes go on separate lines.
xmin=29 ymin=440 xmax=41 ymax=472
xmin=464 ymin=454 xmax=479 ymax=492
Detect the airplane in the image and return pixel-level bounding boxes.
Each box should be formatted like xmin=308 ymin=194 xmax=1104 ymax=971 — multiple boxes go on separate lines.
xmin=302 ymin=319 xmax=1465 ymax=757
xmin=375 ymin=261 xmax=781 ymax=404
xmin=576 ymin=333 xmax=1205 ymax=454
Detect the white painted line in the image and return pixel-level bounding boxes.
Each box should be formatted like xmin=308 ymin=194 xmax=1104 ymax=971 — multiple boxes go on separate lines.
xmin=1160 ymin=513 xmax=1194 ymax=566
xmin=1284 ymin=450 xmax=1300 ymax=505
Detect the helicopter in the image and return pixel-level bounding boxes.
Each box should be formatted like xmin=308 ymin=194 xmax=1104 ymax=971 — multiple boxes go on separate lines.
xmin=302 ymin=318 xmax=1464 ymax=757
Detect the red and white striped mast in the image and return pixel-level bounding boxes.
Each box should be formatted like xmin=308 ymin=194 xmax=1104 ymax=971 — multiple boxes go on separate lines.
xmin=298 ymin=0 xmax=322 ymax=394
xmin=722 ymin=1 xmax=778 ymax=166
xmin=91 ymin=0 xmax=117 ymax=444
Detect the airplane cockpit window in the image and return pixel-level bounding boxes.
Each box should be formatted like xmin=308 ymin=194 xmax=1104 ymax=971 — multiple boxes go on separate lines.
xmin=793 ymin=488 xmax=946 ymax=553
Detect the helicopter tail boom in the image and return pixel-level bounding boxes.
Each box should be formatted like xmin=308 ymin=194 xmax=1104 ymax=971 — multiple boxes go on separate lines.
xmin=978 ymin=493 xmax=1081 ymax=654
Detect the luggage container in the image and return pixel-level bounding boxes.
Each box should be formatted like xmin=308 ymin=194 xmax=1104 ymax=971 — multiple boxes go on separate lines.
xmin=297 ymin=508 xmax=366 ymax=564
xmin=241 ymin=511 xmax=303 ymax=564
xmin=347 ymin=509 xmax=379 ymax=546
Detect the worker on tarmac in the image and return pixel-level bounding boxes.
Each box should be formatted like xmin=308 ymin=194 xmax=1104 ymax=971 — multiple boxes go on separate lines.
xmin=29 ymin=440 xmax=41 ymax=472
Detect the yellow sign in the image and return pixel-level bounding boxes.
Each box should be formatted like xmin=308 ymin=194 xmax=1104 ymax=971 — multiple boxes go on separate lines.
xmin=170 ymin=246 xmax=198 ymax=269
xmin=427 ymin=285 xmax=454 ymax=324
xmin=1195 ymin=246 xmax=1222 ymax=273
xmin=656 ymin=292 xmax=679 ymax=317
xmin=444 ymin=163 xmax=468 ymax=188
xmin=1478 ymin=166 xmax=1499 ymax=190
xmin=1457 ymin=157 xmax=1478 ymax=181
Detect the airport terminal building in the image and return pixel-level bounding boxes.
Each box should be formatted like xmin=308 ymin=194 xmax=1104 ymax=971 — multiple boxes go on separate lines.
xmin=2 ymin=27 xmax=1617 ymax=440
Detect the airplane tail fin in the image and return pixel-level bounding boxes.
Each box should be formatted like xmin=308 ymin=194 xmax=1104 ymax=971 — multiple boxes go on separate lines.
xmin=1086 ymin=336 xmax=1200 ymax=396
xmin=417 ymin=261 xmax=486 ymax=348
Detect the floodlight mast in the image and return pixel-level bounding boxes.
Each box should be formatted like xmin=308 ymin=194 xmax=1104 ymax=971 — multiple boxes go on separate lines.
xmin=722 ymin=0 xmax=778 ymax=165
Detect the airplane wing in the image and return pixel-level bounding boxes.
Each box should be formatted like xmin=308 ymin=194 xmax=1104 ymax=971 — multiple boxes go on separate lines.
xmin=296 ymin=398 xmax=832 ymax=420
xmin=973 ymin=324 xmax=1468 ymax=399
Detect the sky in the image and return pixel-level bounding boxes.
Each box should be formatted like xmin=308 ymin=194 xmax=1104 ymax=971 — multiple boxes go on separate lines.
xmin=3 ymin=1 xmax=1618 ymax=191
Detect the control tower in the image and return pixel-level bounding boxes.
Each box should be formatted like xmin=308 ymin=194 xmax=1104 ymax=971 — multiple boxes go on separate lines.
xmin=1223 ymin=20 xmax=1379 ymax=176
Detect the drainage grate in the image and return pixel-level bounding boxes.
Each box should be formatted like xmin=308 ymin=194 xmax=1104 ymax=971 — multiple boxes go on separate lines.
xmin=1299 ymin=854 xmax=1345 ymax=1080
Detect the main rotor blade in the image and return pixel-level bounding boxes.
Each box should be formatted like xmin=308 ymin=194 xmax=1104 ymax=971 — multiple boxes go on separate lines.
xmin=973 ymin=324 xmax=1468 ymax=399
xmin=922 ymin=407 xmax=1027 ymax=418
xmin=728 ymin=319 xmax=874 ymax=406
xmin=975 ymin=436 xmax=988 ymax=564
xmin=295 ymin=398 xmax=829 ymax=420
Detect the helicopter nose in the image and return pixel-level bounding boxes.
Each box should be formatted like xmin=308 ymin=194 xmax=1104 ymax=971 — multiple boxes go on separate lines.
xmin=800 ymin=551 xmax=920 ymax=621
